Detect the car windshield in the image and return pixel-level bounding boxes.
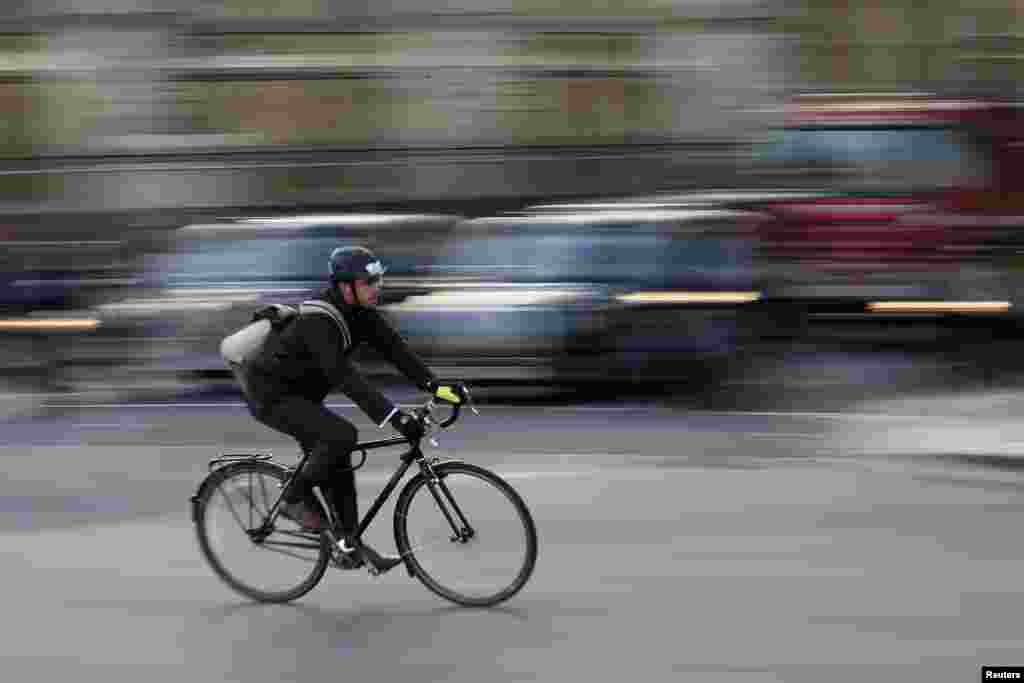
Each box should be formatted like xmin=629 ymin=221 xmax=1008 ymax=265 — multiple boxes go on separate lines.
xmin=151 ymin=236 xmax=420 ymax=285
xmin=437 ymin=221 xmax=752 ymax=288
xmin=757 ymin=126 xmax=990 ymax=191
xmin=151 ymin=238 xmax=333 ymax=284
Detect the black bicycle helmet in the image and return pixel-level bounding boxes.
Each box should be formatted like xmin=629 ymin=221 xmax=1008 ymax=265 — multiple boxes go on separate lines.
xmin=328 ymin=246 xmax=387 ymax=283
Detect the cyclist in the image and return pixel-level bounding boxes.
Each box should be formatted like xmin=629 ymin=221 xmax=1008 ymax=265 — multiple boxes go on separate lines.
xmin=235 ymin=245 xmax=468 ymax=568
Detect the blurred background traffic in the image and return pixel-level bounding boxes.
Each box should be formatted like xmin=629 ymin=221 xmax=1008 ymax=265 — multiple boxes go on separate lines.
xmin=5 ymin=0 xmax=1024 ymax=405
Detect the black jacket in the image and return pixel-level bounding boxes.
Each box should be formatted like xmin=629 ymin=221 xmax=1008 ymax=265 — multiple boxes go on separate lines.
xmin=245 ymin=286 xmax=436 ymax=427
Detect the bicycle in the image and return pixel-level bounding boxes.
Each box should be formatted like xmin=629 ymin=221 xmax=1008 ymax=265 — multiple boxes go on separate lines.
xmin=190 ymin=393 xmax=538 ymax=607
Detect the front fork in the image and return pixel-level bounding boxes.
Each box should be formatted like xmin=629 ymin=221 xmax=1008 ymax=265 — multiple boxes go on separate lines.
xmin=420 ymin=458 xmax=475 ymax=543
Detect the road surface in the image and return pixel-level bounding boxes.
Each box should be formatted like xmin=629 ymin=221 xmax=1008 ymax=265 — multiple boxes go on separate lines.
xmin=0 ymin=393 xmax=1021 ymax=682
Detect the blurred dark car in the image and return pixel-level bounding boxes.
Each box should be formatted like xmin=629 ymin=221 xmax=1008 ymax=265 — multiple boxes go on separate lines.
xmin=389 ymin=205 xmax=762 ymax=392
xmin=69 ymin=206 xmax=759 ymax=397
xmin=0 ymin=230 xmax=146 ymax=388
xmin=75 ymin=213 xmax=461 ymax=391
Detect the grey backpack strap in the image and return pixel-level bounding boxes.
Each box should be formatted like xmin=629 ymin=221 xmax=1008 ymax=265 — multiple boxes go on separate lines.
xmin=299 ymin=299 xmax=352 ymax=350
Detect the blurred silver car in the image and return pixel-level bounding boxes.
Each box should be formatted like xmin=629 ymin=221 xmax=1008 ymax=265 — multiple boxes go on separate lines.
xmin=72 ymin=213 xmax=461 ymax=391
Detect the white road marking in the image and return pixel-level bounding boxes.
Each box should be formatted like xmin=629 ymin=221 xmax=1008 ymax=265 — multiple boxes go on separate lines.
xmin=0 ymin=444 xmax=653 ymax=461
xmin=201 ymin=467 xmax=638 ymax=483
xmin=39 ymin=402 xmax=436 ymax=409
xmin=699 ymin=410 xmax=964 ymax=423
xmin=40 ymin=402 xmax=250 ymax=408
xmin=28 ymin=401 xmax=980 ymax=424
xmin=543 ymin=407 xmax=979 ymax=423
xmin=155 ymin=444 xmax=272 ymax=450
xmin=528 ymin=451 xmax=649 ymax=458
xmin=499 ymin=470 xmax=599 ymax=480
xmin=37 ymin=401 xmax=654 ymax=410
xmin=0 ymin=392 xmax=115 ymax=398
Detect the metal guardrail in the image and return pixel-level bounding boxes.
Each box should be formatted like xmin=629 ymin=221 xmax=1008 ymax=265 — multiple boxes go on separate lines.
xmin=0 ymin=140 xmax=741 ymax=169
xmin=0 ymin=10 xmax=778 ymax=33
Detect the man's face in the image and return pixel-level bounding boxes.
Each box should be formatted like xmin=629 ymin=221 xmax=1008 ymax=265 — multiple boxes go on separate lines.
xmin=351 ymin=275 xmax=382 ymax=307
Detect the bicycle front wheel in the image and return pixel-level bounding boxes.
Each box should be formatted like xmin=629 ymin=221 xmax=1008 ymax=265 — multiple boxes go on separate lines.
xmin=194 ymin=460 xmax=329 ymax=603
xmin=394 ymin=461 xmax=537 ymax=607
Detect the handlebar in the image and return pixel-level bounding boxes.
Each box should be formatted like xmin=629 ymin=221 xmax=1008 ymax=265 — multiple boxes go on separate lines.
xmin=412 ymin=386 xmax=478 ymax=438
xmin=439 ymin=401 xmax=461 ymax=429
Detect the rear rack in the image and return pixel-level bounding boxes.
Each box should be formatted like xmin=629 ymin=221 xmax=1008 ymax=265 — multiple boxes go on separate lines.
xmin=208 ymin=453 xmax=274 ymax=471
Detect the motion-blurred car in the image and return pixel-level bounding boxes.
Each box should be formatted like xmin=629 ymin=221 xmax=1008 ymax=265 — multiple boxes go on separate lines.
xmin=702 ymin=92 xmax=1024 ymax=357
xmin=749 ymin=92 xmax=1024 ymax=311
xmin=76 ymin=206 xmax=761 ymax=396
xmin=587 ymin=95 xmax=1024 ymax=352
xmin=388 ymin=205 xmax=762 ymax=392
xmin=0 ymin=226 xmax=147 ymax=388
xmin=71 ymin=213 xmax=462 ymax=392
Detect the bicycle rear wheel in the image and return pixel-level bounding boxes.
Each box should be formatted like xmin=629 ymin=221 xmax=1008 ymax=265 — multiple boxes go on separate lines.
xmin=194 ymin=460 xmax=329 ymax=603
xmin=394 ymin=461 xmax=537 ymax=607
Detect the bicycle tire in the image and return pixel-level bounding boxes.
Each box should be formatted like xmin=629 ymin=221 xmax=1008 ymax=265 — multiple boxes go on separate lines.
xmin=394 ymin=461 xmax=537 ymax=607
xmin=194 ymin=460 xmax=329 ymax=603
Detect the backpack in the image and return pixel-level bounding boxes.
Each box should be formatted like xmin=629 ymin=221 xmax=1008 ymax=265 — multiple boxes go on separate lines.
xmin=220 ymin=299 xmax=350 ymax=367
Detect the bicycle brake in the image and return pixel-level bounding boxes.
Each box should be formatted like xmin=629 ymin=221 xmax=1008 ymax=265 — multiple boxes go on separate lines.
xmin=464 ymin=387 xmax=480 ymax=415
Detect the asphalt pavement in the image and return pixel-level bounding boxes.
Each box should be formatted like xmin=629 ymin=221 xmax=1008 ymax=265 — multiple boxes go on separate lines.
xmin=1 ymin=397 xmax=1023 ymax=682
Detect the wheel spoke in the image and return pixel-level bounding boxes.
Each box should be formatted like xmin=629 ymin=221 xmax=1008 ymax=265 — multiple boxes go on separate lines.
xmin=272 ymin=528 xmax=321 ymax=542
xmin=237 ymin=482 xmax=269 ymax=521
xmin=400 ymin=532 xmax=457 ymax=558
xmin=257 ymin=542 xmax=324 ymax=564
xmin=248 ymin=471 xmax=254 ymax=529
xmin=258 ymin=472 xmax=272 ymax=514
xmin=260 ymin=539 xmax=323 ymax=551
xmin=216 ymin=484 xmax=251 ymax=533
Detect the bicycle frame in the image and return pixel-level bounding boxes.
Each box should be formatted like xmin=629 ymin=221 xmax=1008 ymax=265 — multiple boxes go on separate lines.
xmin=200 ymin=399 xmax=471 ymax=576
xmin=349 ymin=436 xmax=425 ymax=541
xmin=262 ymin=399 xmax=465 ymax=542
xmin=254 ymin=434 xmax=415 ymax=537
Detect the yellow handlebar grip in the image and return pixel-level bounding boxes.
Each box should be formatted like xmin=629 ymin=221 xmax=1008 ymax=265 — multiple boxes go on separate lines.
xmin=436 ymin=386 xmax=462 ymax=404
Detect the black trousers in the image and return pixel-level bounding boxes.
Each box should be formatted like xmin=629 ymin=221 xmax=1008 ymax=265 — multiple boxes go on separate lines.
xmin=232 ymin=365 xmax=359 ymax=531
